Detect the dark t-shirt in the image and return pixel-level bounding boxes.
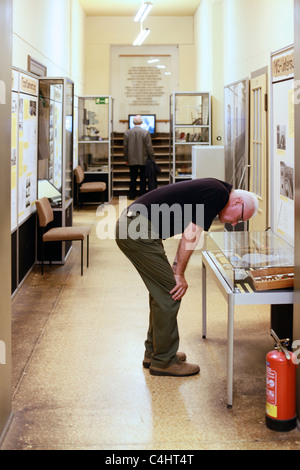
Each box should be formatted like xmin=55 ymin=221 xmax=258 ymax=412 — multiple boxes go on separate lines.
xmin=130 ymin=178 xmax=232 ymax=239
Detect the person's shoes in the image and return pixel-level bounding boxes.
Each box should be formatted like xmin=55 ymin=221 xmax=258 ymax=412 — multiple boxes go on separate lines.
xmin=143 ymin=352 xmax=187 ymax=369
xmin=149 ymin=361 xmax=200 ymax=377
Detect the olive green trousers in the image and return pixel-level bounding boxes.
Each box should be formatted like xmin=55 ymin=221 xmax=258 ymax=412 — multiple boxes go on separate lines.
xmin=116 ymin=210 xmax=181 ymax=368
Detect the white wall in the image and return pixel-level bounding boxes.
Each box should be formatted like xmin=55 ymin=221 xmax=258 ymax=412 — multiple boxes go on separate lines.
xmin=194 ymin=0 xmax=294 ymax=144
xmin=85 ymin=16 xmax=195 ymax=96
xmin=12 ymin=0 xmax=86 ymax=95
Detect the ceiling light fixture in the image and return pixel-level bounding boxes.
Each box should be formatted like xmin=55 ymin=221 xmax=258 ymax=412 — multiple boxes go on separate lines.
xmin=133 ymin=27 xmax=151 ymax=46
xmin=134 ymin=1 xmax=153 ymax=23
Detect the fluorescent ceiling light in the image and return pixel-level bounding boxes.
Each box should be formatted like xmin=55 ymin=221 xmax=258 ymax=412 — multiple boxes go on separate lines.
xmin=157 ymin=65 xmax=166 ymax=69
xmin=133 ymin=28 xmax=150 ymax=46
xmin=134 ymin=2 xmax=153 ymax=23
xmin=148 ymin=59 xmax=159 ymax=64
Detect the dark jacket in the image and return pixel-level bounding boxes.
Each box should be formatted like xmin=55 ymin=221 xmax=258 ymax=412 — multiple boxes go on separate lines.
xmin=123 ymin=126 xmax=154 ymax=165
xmin=145 ymin=158 xmax=161 ymax=191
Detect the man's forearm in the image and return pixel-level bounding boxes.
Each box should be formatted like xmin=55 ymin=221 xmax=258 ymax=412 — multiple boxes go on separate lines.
xmin=172 ymin=223 xmax=203 ymax=275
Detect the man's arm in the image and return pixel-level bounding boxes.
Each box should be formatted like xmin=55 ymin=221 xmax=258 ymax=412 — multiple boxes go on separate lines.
xmin=145 ymin=132 xmax=155 ymax=159
xmin=170 ymin=222 xmax=203 ymax=301
xmin=123 ymin=132 xmax=129 ymax=163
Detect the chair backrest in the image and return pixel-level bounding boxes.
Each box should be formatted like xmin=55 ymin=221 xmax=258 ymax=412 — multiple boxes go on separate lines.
xmin=35 ymin=197 xmax=54 ymax=227
xmin=74 ymin=165 xmax=85 ymax=184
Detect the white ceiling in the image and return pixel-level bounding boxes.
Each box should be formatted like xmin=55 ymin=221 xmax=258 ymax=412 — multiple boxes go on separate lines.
xmin=78 ymin=0 xmax=202 ymax=17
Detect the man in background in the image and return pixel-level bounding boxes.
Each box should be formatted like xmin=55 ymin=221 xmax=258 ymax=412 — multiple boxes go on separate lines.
xmin=124 ymin=115 xmax=155 ymax=199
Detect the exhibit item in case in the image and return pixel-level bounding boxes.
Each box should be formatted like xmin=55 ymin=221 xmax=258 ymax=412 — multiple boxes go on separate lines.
xmin=207 ymin=231 xmax=294 ymax=292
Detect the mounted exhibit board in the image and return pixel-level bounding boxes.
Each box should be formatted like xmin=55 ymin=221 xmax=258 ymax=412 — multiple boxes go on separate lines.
xmin=11 ymin=68 xmax=38 ymax=295
xmin=224 ymin=78 xmax=249 ymax=191
xmin=11 ymin=69 xmax=38 ymax=231
xmin=271 ymin=46 xmax=294 ymax=246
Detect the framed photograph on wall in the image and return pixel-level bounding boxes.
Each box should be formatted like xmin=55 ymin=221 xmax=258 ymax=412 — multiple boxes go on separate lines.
xmin=224 ymin=78 xmax=250 ymax=190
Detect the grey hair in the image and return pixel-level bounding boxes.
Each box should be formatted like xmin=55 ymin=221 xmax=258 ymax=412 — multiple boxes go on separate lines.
xmin=234 ymin=189 xmax=259 ymax=218
xmin=133 ymin=115 xmax=143 ymax=125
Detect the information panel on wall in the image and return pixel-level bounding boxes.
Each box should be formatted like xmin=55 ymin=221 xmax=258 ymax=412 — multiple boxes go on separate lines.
xmin=11 ymin=69 xmax=38 ymax=231
xmin=271 ymin=46 xmax=295 ymax=246
xmin=111 ymin=46 xmax=179 ymax=133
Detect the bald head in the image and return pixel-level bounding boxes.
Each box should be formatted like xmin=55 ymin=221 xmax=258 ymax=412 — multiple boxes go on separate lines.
xmin=133 ymin=115 xmax=143 ymax=125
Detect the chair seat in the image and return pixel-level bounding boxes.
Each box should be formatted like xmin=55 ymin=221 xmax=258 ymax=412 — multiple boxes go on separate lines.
xmin=43 ymin=226 xmax=91 ymax=242
xmin=80 ymin=182 xmax=106 ymax=193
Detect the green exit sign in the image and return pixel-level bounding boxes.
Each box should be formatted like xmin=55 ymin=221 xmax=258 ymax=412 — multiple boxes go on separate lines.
xmin=95 ymin=97 xmax=108 ymax=105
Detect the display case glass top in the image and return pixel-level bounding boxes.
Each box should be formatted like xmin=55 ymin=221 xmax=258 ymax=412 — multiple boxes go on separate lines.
xmin=207 ymin=231 xmax=294 ymax=292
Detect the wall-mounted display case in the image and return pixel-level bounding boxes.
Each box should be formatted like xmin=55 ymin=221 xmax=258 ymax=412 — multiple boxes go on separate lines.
xmin=169 ymin=92 xmax=211 ymax=183
xmin=37 ymin=77 xmax=74 ymax=264
xmin=77 ymin=96 xmax=113 ymax=202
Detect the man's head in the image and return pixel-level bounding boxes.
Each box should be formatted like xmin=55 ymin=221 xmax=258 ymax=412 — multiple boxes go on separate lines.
xmin=133 ymin=115 xmax=143 ymax=125
xmin=218 ymin=189 xmax=259 ymax=226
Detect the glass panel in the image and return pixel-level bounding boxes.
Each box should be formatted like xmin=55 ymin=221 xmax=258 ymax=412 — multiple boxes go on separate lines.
xmin=175 ymin=146 xmax=192 ymax=177
xmin=65 ymin=80 xmax=74 ymax=201
xmin=78 ymin=97 xmax=109 ymax=141
xmin=175 ymin=94 xmax=209 ymax=125
xmin=38 ymin=79 xmax=63 ymax=205
xmin=78 ymin=142 xmax=109 ymax=172
xmin=209 ymin=231 xmax=294 ymax=269
xmin=78 ymin=97 xmax=110 ymax=172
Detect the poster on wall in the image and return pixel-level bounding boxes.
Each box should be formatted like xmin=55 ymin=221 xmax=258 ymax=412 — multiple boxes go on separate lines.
xmin=11 ymin=92 xmax=18 ymax=231
xmin=18 ymin=92 xmax=38 ymax=224
xmin=224 ymin=78 xmax=249 ymax=190
xmin=271 ymin=46 xmax=294 ymax=246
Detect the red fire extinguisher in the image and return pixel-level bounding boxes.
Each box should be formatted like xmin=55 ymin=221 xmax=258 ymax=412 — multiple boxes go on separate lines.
xmin=266 ymin=329 xmax=297 ymax=432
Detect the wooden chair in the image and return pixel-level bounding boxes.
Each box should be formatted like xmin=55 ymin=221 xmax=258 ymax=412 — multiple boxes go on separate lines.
xmin=74 ymin=165 xmax=106 ymax=208
xmin=36 ymin=197 xmax=91 ymax=276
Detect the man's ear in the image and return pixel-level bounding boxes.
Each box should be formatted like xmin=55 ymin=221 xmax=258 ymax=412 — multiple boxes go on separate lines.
xmin=233 ymin=196 xmax=243 ymax=206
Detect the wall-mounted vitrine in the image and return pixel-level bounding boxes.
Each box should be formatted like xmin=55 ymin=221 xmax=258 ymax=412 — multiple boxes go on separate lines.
xmin=169 ymin=92 xmax=211 ymax=183
xmin=37 ymin=77 xmax=74 ymax=264
xmin=77 ymin=96 xmax=113 ymax=203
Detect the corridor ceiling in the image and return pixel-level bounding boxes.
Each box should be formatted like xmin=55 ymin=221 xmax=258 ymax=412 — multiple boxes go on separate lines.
xmin=78 ymin=0 xmax=202 ymax=17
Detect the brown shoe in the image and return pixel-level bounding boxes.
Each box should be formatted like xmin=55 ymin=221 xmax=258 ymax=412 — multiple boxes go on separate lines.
xmin=149 ymin=361 xmax=200 ymax=377
xmin=143 ymin=352 xmax=187 ymax=369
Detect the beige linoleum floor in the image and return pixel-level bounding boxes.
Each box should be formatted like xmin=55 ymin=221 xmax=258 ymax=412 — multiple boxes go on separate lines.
xmin=1 ymin=199 xmax=300 ymax=450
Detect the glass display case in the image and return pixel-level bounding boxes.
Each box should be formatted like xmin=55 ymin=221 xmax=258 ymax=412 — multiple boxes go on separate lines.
xmin=169 ymin=92 xmax=211 ymax=183
xmin=37 ymin=77 xmax=74 ymax=264
xmin=77 ymin=96 xmax=113 ymax=202
xmin=206 ymin=231 xmax=294 ymax=293
xmin=38 ymin=77 xmax=74 ymax=208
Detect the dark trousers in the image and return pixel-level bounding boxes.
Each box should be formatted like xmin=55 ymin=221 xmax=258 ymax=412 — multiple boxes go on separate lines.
xmin=116 ymin=210 xmax=181 ymax=368
xmin=129 ymin=165 xmax=146 ymax=198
